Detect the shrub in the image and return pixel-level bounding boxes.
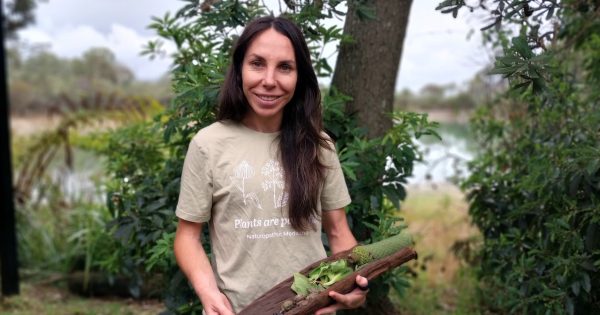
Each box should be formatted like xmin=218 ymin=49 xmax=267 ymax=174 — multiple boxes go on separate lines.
xmin=438 ymin=1 xmax=600 ymax=313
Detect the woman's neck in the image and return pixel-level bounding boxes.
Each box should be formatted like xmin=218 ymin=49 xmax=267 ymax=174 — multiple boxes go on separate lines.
xmin=241 ymin=115 xmax=282 ymax=133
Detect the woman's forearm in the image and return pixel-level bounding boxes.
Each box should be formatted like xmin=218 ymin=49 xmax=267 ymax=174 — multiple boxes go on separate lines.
xmin=174 ymin=219 xmax=234 ymax=315
xmin=174 ymin=220 xmax=220 ymax=297
xmin=322 ymin=208 xmax=358 ymax=254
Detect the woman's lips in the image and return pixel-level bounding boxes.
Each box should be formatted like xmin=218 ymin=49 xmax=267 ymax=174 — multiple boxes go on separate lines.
xmin=254 ymin=93 xmax=281 ymax=106
xmin=257 ymin=94 xmax=280 ymax=101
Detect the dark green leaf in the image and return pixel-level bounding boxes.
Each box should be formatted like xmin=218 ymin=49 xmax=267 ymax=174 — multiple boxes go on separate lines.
xmin=582 ymin=273 xmax=591 ymax=293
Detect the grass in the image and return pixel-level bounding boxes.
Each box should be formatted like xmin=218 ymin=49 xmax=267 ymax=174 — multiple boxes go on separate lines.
xmin=392 ymin=268 xmax=482 ymax=315
xmin=0 ymin=282 xmax=164 ymax=315
xmin=392 ymin=184 xmax=484 ymax=315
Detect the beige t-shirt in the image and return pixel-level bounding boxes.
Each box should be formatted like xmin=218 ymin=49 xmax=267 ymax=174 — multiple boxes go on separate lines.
xmin=176 ymin=120 xmax=351 ymax=313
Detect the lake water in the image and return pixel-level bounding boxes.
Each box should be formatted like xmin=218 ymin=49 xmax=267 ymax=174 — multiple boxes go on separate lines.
xmin=28 ymin=122 xmax=476 ymax=201
xmin=408 ymin=123 xmax=477 ymax=187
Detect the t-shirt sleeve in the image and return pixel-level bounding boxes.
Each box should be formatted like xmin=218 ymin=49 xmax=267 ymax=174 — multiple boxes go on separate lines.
xmin=175 ymin=136 xmax=213 ymax=222
xmin=321 ymin=141 xmax=352 ymax=211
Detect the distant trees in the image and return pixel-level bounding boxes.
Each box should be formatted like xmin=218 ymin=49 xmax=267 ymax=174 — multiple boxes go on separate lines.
xmin=7 ymin=46 xmax=171 ymax=115
xmin=394 ymin=70 xmax=504 ymax=112
xmin=72 ymin=48 xmax=135 ymax=90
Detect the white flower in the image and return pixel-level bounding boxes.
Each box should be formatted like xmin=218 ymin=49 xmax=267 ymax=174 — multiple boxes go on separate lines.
xmin=234 ymin=160 xmax=254 ymax=179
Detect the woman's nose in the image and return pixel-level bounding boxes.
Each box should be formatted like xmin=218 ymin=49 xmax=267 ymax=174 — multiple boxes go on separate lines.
xmin=262 ymin=68 xmax=276 ymax=88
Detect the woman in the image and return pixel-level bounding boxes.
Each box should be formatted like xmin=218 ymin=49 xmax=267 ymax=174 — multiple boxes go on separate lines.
xmin=174 ymin=16 xmax=368 ymax=315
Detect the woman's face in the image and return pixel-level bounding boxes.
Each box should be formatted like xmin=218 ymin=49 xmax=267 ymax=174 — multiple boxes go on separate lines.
xmin=241 ymin=28 xmax=297 ymax=132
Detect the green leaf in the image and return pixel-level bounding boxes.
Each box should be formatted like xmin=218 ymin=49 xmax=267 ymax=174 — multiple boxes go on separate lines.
xmin=383 ymin=185 xmax=405 ymax=209
xmin=571 ymin=281 xmax=580 ymax=296
xmin=511 ymin=81 xmax=531 ymax=94
xmin=320 ymin=260 xmax=353 ymax=286
xmin=566 ymin=297 xmax=574 ymax=315
xmin=291 ymin=273 xmax=314 ymax=296
xmin=582 ymin=273 xmax=591 ymax=293
xmin=586 ymin=158 xmax=600 ymax=176
xmin=569 ymin=174 xmax=582 ymax=196
xmin=512 ymin=36 xmax=533 ymax=59
xmin=489 ymin=65 xmax=518 ymax=77
xmin=307 ymin=260 xmax=353 ymax=288
xmin=342 ymin=163 xmax=357 ymax=181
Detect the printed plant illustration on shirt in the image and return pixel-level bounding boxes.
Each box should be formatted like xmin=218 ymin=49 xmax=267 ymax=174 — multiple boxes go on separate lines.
xmin=231 ymin=160 xmax=262 ymax=209
xmin=261 ymin=159 xmax=289 ymax=208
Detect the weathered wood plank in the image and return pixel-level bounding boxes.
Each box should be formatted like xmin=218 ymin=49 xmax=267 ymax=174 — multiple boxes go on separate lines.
xmin=239 ymin=247 xmax=417 ymax=315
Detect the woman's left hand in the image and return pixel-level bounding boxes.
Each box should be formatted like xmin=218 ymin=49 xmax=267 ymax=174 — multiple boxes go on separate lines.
xmin=314 ymin=275 xmax=368 ymax=315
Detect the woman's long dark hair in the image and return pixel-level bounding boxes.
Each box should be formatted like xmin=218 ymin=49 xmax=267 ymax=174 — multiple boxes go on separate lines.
xmin=217 ymin=16 xmax=329 ymax=231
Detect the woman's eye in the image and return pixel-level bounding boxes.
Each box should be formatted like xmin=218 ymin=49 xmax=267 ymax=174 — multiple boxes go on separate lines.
xmin=280 ymin=64 xmax=292 ymax=71
xmin=250 ymin=60 xmax=263 ymax=68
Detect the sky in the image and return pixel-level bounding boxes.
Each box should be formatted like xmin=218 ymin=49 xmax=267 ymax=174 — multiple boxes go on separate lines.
xmin=17 ymin=0 xmax=491 ymax=92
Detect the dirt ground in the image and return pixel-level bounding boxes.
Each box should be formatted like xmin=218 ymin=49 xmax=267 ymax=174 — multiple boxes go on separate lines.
xmin=9 ymin=107 xmax=470 ymax=137
xmin=10 ymin=114 xmax=122 ymax=137
xmin=10 ymin=115 xmax=62 ymax=136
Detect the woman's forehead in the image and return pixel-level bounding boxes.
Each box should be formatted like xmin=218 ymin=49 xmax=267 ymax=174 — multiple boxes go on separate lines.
xmin=245 ymin=28 xmax=295 ymax=61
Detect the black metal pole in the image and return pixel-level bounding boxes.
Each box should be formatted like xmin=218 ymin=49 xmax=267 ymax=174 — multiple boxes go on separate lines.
xmin=0 ymin=0 xmax=21 ymax=296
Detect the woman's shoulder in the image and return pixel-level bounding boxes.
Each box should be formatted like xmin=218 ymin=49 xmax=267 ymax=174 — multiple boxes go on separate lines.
xmin=189 ymin=120 xmax=242 ymax=149
xmin=319 ymin=130 xmax=336 ymax=150
xmin=318 ymin=130 xmax=340 ymax=165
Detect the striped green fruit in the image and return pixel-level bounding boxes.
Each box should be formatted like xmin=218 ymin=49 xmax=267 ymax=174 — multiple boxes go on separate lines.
xmin=350 ymin=231 xmax=413 ymax=266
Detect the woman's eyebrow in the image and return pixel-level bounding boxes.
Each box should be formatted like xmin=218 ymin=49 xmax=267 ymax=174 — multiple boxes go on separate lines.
xmin=246 ymin=53 xmax=265 ymax=60
xmin=246 ymin=53 xmax=295 ymax=65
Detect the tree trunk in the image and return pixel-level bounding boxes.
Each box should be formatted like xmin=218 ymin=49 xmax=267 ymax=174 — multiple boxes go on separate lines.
xmin=1 ymin=0 xmax=20 ymax=296
xmin=331 ymin=0 xmax=413 ymax=139
xmin=330 ymin=1 xmax=413 ymax=313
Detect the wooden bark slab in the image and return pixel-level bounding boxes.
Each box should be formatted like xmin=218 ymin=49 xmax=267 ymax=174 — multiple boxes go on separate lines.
xmin=239 ymin=246 xmax=417 ymax=315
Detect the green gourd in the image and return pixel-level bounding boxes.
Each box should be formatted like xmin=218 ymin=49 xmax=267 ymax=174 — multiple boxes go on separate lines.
xmin=349 ymin=231 xmax=413 ymax=266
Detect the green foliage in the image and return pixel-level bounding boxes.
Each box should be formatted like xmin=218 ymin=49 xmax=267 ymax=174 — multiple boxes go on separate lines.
xmin=102 ymin=121 xmax=177 ymax=297
xmin=10 ymin=90 xmax=171 ymax=303
xmin=439 ymin=0 xmax=600 ymax=313
xmin=13 ymin=148 xmax=117 ymax=282
xmin=103 ymin=1 xmax=437 ymax=313
xmin=325 ymin=98 xmax=438 ymax=309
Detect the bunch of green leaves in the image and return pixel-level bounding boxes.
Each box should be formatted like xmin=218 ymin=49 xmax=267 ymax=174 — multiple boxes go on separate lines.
xmin=291 ymin=259 xmax=354 ymax=296
xmin=309 ymin=260 xmax=354 ymax=287
xmin=439 ymin=1 xmax=600 ymax=314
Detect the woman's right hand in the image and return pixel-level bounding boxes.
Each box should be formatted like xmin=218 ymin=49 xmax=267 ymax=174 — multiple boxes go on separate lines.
xmin=201 ymin=291 xmax=235 ymax=315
